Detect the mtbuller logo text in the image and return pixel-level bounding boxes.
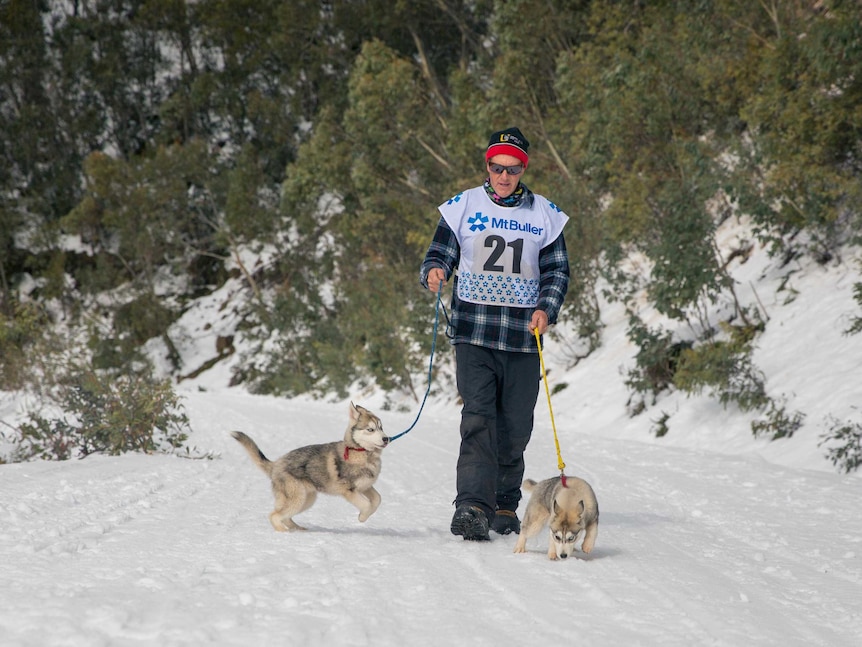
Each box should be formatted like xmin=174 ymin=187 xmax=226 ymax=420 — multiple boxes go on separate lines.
xmin=491 ymin=218 xmax=544 ymax=235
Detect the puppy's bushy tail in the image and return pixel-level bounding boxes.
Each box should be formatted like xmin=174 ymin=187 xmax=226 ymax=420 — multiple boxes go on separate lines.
xmin=522 ymin=478 xmax=538 ymax=492
xmin=231 ymin=431 xmax=272 ymax=476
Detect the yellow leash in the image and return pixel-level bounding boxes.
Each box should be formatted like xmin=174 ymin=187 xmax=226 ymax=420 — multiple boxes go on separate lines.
xmin=534 ymin=327 xmax=567 ymax=480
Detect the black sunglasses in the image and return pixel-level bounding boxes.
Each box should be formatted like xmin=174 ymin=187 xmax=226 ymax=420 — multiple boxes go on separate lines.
xmin=487 ymin=162 xmax=524 ymax=175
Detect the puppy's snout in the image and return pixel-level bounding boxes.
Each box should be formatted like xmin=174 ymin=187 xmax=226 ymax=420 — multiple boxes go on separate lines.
xmin=382 ymin=436 xmax=390 ymax=447
xmin=560 ymin=553 xmax=568 ymax=559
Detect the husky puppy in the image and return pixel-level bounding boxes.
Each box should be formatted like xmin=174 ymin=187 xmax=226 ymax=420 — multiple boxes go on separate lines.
xmin=231 ymin=402 xmax=389 ymax=531
xmin=513 ymin=476 xmax=599 ymax=560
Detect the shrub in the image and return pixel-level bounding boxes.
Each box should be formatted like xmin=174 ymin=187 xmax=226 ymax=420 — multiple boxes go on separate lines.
xmin=818 ymin=416 xmax=862 ymax=474
xmin=750 ymin=400 xmax=806 ymax=440
xmin=15 ymin=416 xmax=77 ymax=462
xmin=845 ymin=282 xmax=862 ymax=336
xmin=624 ymin=315 xmax=692 ymax=402
xmin=14 ymin=370 xmax=190 ymax=461
xmin=651 ymin=411 xmax=671 ymax=438
xmin=673 ymin=338 xmax=768 ymax=412
xmin=114 ymin=292 xmax=177 ymax=346
xmin=0 ymin=301 xmax=52 ymax=390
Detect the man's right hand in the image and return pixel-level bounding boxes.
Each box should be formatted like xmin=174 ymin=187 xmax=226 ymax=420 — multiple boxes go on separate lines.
xmin=427 ymin=267 xmax=446 ymax=293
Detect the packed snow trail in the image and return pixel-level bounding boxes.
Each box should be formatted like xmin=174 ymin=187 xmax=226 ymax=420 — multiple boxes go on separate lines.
xmin=1 ymin=392 xmax=860 ymax=646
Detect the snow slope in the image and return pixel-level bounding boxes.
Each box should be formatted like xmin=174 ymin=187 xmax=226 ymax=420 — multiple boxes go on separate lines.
xmin=1 ymin=390 xmax=861 ymax=647
xmin=2 ymin=220 xmax=862 ymax=646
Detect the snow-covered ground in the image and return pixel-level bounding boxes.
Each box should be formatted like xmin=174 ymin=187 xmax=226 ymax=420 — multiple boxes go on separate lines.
xmin=1 ymin=219 xmax=861 ymax=646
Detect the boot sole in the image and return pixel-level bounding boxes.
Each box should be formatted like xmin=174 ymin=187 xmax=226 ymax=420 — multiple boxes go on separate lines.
xmin=450 ymin=511 xmax=490 ymax=541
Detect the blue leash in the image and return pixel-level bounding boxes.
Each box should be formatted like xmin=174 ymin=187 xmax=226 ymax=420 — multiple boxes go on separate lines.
xmin=390 ymin=290 xmax=444 ymax=442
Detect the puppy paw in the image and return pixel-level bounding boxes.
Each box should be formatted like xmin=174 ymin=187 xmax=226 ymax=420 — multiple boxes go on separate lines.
xmin=270 ymin=514 xmax=306 ymax=532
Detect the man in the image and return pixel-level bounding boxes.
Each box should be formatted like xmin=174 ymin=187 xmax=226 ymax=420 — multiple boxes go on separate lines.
xmin=420 ymin=127 xmax=570 ymax=540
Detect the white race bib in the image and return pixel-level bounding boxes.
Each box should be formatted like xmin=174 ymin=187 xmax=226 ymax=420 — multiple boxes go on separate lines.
xmin=438 ymin=187 xmax=568 ymax=308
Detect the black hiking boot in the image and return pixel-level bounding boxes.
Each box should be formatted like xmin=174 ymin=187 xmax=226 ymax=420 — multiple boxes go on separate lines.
xmin=450 ymin=505 xmax=490 ymax=541
xmin=491 ymin=509 xmax=521 ymax=535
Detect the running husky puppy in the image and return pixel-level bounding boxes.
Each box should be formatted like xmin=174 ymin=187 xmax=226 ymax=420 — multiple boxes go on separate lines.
xmin=513 ymin=476 xmax=599 ymax=560
xmin=231 ymin=402 xmax=389 ymax=532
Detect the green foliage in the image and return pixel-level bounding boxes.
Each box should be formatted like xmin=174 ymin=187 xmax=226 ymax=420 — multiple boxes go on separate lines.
xmin=0 ymin=0 xmax=89 ymax=224
xmin=624 ymin=315 xmax=692 ymax=402
xmin=731 ymin=0 xmax=862 ymax=257
xmin=2 ymin=0 xmax=861 ymax=421
xmin=651 ymin=411 xmax=671 ymax=438
xmin=0 ymin=301 xmax=52 ymax=391
xmin=819 ymin=415 xmax=862 ymax=474
xmin=488 ymin=0 xmax=589 ymax=121
xmin=246 ymin=37 xmax=456 ymax=395
xmin=63 ymin=141 xmax=219 ymax=290
xmin=15 ymin=415 xmax=78 ymax=462
xmin=86 ymin=291 xmax=178 ymax=373
xmin=15 ymin=371 xmax=190 ymax=461
xmin=114 ymin=292 xmax=177 ymax=347
xmin=552 ymin=3 xmax=737 ymax=326
xmin=845 ymin=282 xmax=862 ymax=336
xmin=674 ymin=338 xmax=768 ymax=412
xmin=555 ymin=181 xmax=607 ymax=358
xmin=224 ymin=144 xmax=276 ymax=243
xmin=750 ymin=399 xmax=806 ymax=440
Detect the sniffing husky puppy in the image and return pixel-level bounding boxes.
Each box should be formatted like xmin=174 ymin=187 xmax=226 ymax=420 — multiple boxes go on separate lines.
xmin=231 ymin=402 xmax=389 ymax=532
xmin=513 ymin=476 xmax=599 ymax=560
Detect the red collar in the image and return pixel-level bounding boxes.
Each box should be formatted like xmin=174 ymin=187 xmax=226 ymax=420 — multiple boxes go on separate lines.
xmin=344 ymin=446 xmax=366 ymax=460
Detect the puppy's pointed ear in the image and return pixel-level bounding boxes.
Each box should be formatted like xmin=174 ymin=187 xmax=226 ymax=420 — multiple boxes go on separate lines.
xmin=349 ymin=401 xmax=360 ymax=421
xmin=578 ymin=500 xmax=585 ymax=514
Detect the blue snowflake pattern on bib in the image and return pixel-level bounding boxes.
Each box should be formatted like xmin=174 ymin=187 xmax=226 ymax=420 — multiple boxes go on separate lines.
xmin=458 ymin=270 xmax=539 ymax=305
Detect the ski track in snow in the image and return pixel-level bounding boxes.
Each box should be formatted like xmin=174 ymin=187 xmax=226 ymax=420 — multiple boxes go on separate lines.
xmin=1 ymin=394 xmax=861 ymax=646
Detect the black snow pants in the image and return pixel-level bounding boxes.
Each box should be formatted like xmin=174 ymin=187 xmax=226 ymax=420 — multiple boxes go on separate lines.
xmin=453 ymin=343 xmax=541 ymax=519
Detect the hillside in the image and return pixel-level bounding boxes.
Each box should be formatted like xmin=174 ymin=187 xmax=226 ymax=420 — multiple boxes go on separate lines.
xmin=2 ymin=4 xmax=861 ymax=641
xmin=136 ymin=215 xmax=862 ymax=475
xmin=2 ymin=215 xmax=862 ymax=646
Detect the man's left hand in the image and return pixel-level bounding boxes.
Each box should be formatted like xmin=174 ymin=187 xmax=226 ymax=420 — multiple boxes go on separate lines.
xmin=529 ymin=310 xmax=549 ymax=335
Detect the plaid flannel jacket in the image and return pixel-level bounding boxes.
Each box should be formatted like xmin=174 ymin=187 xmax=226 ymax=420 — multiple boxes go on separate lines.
xmin=419 ymin=215 xmax=570 ymax=353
